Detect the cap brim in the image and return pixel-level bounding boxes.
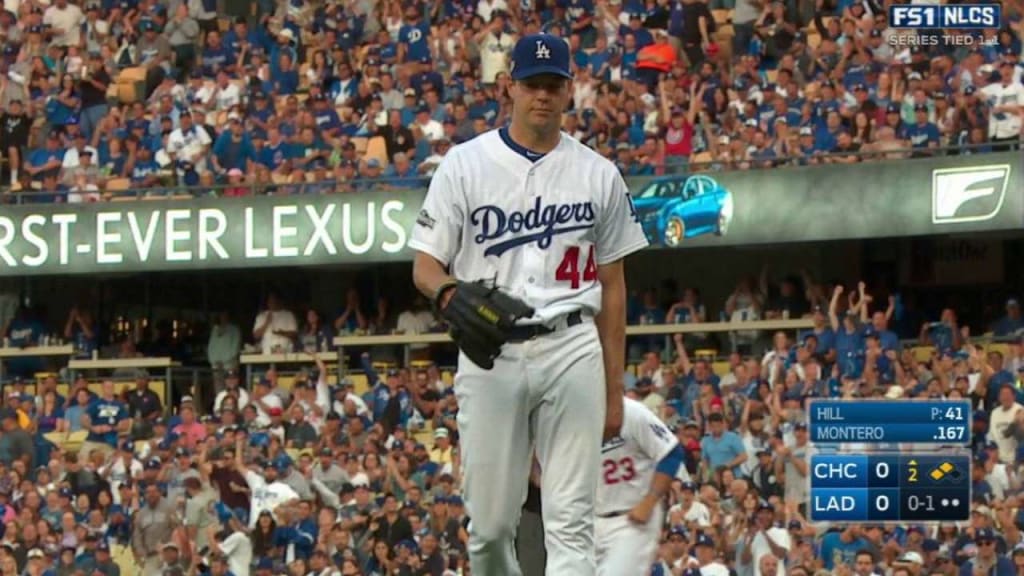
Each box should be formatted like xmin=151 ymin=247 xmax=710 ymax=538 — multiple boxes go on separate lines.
xmin=512 ymin=67 xmax=572 ymax=81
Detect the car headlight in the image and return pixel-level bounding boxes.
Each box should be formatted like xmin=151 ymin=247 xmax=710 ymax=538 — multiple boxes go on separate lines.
xmin=720 ymin=192 xmax=734 ymax=222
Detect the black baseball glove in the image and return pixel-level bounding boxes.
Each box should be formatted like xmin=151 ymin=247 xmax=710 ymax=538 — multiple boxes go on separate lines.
xmin=434 ymin=280 xmax=535 ymax=370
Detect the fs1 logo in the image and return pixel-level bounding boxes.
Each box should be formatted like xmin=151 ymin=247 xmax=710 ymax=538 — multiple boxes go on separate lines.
xmin=932 ymin=164 xmax=1012 ymax=224
xmin=889 ymin=4 xmax=1000 ymax=29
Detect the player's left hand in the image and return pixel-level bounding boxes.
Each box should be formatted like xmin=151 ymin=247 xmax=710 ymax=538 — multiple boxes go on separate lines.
xmin=603 ymin=395 xmax=623 ymax=441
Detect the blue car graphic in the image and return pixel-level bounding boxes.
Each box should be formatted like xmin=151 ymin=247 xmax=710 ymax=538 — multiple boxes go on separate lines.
xmin=631 ymin=174 xmax=734 ymax=247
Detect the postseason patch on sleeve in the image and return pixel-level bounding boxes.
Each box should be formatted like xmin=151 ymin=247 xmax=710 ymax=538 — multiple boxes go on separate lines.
xmin=417 ymin=209 xmax=436 ymax=229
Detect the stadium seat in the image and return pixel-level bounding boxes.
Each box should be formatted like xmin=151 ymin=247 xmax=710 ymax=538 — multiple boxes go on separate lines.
xmin=45 ymin=430 xmax=88 ymax=453
xmin=350 ymin=373 xmax=369 ymax=396
xmin=712 ymin=361 xmax=731 ymax=377
xmin=118 ymin=67 xmax=147 ymax=83
xmin=365 ymin=136 xmax=390 ymax=167
xmin=911 ymin=346 xmax=935 ymax=363
xmin=413 ymin=429 xmax=435 ymax=446
xmin=690 ymin=151 xmax=713 ymax=167
xmin=694 ymin=349 xmax=717 ymax=360
xmin=986 ymin=343 xmax=1010 ymax=358
xmin=106 ymin=178 xmax=131 ymax=193
xmin=351 ymin=137 xmax=369 ymax=154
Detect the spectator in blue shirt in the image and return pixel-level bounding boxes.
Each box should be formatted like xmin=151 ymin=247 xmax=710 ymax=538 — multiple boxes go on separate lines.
xmin=259 ymin=127 xmax=293 ymax=171
xmin=273 ymin=53 xmax=300 ymax=95
xmin=382 ymin=153 xmax=423 ymax=188
xmin=212 ymin=117 xmax=256 ymax=175
xmin=959 ymin=528 xmax=1014 ymax=575
xmin=201 ymin=30 xmax=235 ymax=78
xmin=26 ymin=131 xmax=66 ymax=183
xmin=818 ymin=525 xmax=872 ymax=570
xmin=269 ymin=29 xmax=298 ymax=79
xmin=904 ymin=103 xmax=940 ymax=151
xmin=829 ymin=286 xmax=867 ymax=377
xmin=128 ymin=145 xmax=161 ymax=187
xmin=84 ymin=381 xmax=130 ymax=454
xmin=992 ymin=299 xmax=1023 ymax=337
xmin=700 ymin=413 xmax=746 ymax=476
xmin=5 ymin=306 xmax=46 ymax=375
xmin=311 ymin=94 xmax=342 ymax=139
xmin=814 ymin=109 xmax=844 ymax=153
xmin=399 ymin=6 xmax=431 ymax=63
xmin=866 ymin=301 xmax=899 ymax=352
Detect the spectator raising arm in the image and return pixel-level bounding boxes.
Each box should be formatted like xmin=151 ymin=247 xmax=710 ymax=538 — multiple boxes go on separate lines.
xmin=828 ymin=284 xmax=844 ymax=331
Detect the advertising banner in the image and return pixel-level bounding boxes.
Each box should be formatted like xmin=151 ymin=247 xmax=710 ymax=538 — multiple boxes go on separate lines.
xmin=629 ymin=151 xmax=1022 ymax=249
xmin=0 ymin=192 xmax=417 ymax=276
xmin=0 ymin=152 xmax=1018 ymax=276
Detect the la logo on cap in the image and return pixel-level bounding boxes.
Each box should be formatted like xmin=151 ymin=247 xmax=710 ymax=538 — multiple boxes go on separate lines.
xmin=535 ymin=40 xmax=551 ymax=59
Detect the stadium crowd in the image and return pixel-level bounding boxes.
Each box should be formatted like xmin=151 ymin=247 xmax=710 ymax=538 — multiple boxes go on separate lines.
xmin=0 ymin=0 xmax=1021 ymax=201
xmin=0 ymin=0 xmax=1021 ymax=573
xmin=0 ymin=272 xmax=1023 ymax=575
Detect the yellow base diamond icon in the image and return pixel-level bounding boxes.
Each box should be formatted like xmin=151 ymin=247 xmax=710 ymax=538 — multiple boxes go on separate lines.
xmin=930 ymin=462 xmax=956 ymax=481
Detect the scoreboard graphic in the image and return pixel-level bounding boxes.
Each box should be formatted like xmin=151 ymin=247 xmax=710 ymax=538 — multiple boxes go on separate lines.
xmin=806 ymin=400 xmax=972 ymax=523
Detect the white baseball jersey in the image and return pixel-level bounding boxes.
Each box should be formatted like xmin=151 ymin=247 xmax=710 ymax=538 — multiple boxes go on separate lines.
xmin=597 ymin=397 xmax=680 ymax=516
xmin=408 ymin=129 xmax=649 ymax=324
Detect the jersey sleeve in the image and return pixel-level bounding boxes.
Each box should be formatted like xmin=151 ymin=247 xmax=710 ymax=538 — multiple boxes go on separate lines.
xmin=628 ymin=401 xmax=679 ymax=464
xmin=407 ymin=155 xmax=465 ymax=267
xmin=594 ymin=171 xmax=649 ymax=265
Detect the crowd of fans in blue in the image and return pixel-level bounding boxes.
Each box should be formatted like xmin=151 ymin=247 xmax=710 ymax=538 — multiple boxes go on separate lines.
xmin=0 ymin=273 xmax=1022 ymax=575
xmin=0 ymin=0 xmax=1022 ymax=202
xmin=0 ymin=0 xmax=1022 ymax=572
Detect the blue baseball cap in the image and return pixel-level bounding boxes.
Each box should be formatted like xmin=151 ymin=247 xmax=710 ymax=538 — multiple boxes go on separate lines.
xmin=510 ymin=34 xmax=572 ymax=81
xmin=695 ymin=533 xmax=714 ymax=547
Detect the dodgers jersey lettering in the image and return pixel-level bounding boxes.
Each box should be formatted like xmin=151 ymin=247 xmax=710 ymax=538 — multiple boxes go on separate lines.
xmin=597 ymin=397 xmax=680 ymax=516
xmin=409 ymin=129 xmax=649 ymax=324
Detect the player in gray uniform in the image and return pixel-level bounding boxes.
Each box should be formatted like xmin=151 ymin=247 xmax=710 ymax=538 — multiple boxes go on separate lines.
xmin=409 ymin=33 xmax=649 ymax=576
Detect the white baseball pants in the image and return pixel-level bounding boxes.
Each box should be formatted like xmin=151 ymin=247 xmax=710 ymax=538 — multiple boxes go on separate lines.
xmin=595 ymin=503 xmax=664 ymax=576
xmin=455 ymin=320 xmax=606 ymax=576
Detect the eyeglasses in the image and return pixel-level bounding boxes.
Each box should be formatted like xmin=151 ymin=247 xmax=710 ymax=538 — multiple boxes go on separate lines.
xmin=978 ymin=541 xmax=995 ymax=546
